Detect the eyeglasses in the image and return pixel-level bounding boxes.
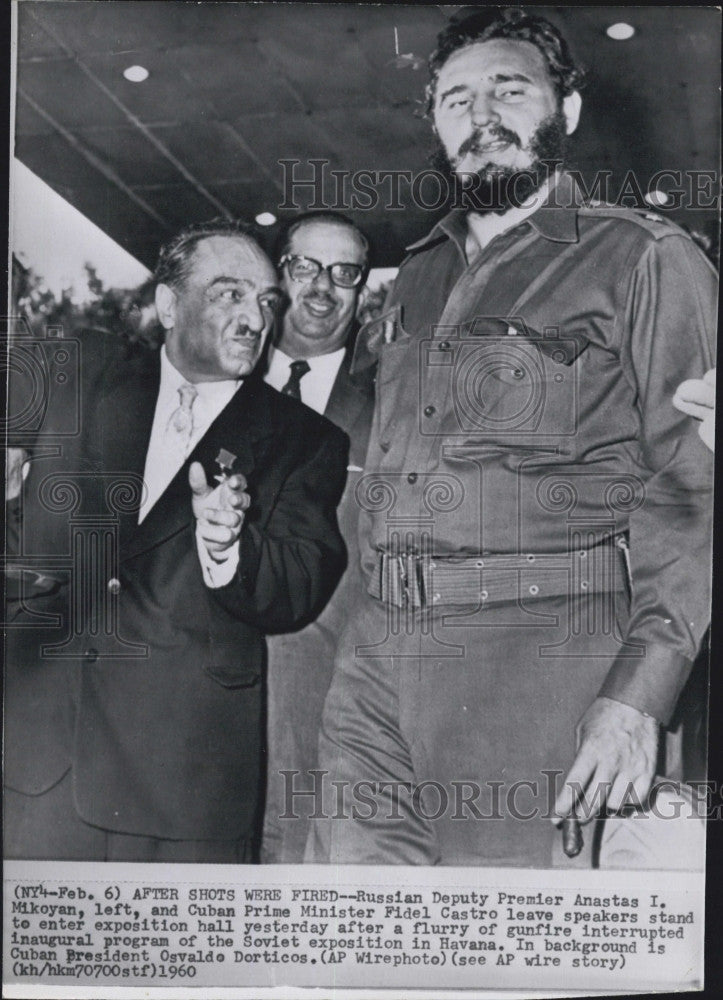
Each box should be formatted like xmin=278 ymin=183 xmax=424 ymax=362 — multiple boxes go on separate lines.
xmin=279 ymin=254 xmax=365 ymax=289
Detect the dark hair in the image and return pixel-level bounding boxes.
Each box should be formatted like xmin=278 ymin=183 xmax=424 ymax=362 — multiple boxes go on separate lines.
xmin=154 ymin=217 xmax=262 ymax=288
xmin=276 ymin=211 xmax=371 ymax=268
xmin=426 ymin=7 xmax=584 ymax=115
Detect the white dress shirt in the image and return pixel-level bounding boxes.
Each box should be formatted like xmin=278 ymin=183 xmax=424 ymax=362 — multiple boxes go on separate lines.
xmin=264 ymin=345 xmax=345 ymax=415
xmin=140 ymin=346 xmax=242 ymax=588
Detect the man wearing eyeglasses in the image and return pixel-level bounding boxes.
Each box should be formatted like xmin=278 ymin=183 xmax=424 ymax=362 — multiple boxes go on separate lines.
xmin=261 ymin=211 xmax=376 ymax=863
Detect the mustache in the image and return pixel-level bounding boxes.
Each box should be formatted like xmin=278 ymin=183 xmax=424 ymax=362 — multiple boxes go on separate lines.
xmin=302 ymin=289 xmax=337 ymax=303
xmin=456 ymin=125 xmax=522 ymax=162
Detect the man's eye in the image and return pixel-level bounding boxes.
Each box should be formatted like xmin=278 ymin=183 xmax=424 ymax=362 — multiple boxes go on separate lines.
xmin=497 ymin=88 xmax=525 ymax=100
xmin=447 ymin=97 xmax=471 ymax=111
xmin=218 ymin=288 xmax=243 ymax=302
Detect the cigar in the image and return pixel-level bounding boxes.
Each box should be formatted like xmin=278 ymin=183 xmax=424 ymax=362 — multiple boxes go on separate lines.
xmin=562 ymin=815 xmax=583 ymax=858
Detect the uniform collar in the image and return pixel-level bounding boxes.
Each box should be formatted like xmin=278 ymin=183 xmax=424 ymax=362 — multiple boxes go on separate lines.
xmin=405 ymin=170 xmax=582 ymax=254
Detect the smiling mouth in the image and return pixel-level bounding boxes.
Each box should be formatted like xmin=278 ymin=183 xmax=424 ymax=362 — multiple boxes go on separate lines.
xmin=303 ymin=298 xmax=336 ymax=318
xmin=468 ymin=139 xmax=511 ymax=156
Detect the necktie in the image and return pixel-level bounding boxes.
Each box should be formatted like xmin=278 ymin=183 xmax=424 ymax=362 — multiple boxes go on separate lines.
xmin=281 ymin=360 xmax=310 ymax=401
xmin=166 ymin=382 xmax=198 ymax=460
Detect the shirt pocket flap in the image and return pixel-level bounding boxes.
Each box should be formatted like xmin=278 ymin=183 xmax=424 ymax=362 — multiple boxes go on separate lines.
xmin=352 ymin=304 xmax=411 ymax=375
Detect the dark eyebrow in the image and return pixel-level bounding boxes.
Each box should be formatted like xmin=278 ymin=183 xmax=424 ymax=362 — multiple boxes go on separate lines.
xmin=208 ymin=276 xmax=252 ymax=288
xmin=439 ymin=83 xmax=469 ymax=105
xmin=439 ymin=72 xmax=533 ymax=105
xmin=493 ymin=72 xmax=533 ymax=85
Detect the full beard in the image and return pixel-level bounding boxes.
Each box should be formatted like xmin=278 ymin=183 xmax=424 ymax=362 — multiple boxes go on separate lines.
xmin=431 ymin=110 xmax=569 ymax=215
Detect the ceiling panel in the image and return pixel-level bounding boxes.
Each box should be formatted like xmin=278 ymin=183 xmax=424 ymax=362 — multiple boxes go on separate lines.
xmin=74 ymin=127 xmax=189 ymax=188
xmin=147 ymin=121 xmax=267 ymax=184
xmin=168 ymin=42 xmax=302 ymax=117
xmin=19 ymin=1 xmax=215 ymax=54
xmin=17 ymin=57 xmax=130 ymax=130
xmin=82 ymin=49 xmax=220 ymax=124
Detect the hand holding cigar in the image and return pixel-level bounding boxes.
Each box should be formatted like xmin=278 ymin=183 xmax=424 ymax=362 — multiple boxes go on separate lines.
xmin=552 ymin=696 xmax=658 ymax=846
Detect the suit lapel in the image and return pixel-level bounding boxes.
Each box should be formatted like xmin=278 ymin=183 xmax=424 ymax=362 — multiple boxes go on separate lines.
xmin=121 ymin=374 xmax=273 ymax=563
xmin=324 ymin=344 xmax=373 ymax=437
xmin=92 ymin=348 xmax=159 ymax=486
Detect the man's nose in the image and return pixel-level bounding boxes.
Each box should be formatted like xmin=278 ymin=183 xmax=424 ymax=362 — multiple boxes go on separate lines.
xmin=471 ymin=93 xmax=500 ymax=128
xmin=310 ymin=267 xmax=333 ymax=292
xmin=240 ymin=297 xmax=266 ymax=334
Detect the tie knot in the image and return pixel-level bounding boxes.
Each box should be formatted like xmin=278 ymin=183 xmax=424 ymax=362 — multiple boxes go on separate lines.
xmin=178 ymin=382 xmax=198 ymax=411
xmin=290 ymin=360 xmax=310 ymax=378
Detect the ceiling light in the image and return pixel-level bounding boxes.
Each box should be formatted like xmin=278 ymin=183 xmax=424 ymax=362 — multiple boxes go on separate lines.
xmin=123 ymin=65 xmax=149 ymax=83
xmin=644 ymin=189 xmax=671 ymax=208
xmin=606 ymin=23 xmax=635 ymax=41
xmin=255 ymin=212 xmax=277 ymax=227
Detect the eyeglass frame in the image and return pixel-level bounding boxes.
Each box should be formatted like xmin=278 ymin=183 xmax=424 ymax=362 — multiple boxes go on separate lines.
xmin=279 ymin=254 xmax=367 ymax=289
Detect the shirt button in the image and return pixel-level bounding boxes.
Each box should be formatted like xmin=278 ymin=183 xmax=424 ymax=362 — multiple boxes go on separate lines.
xmin=439 ymin=341 xmax=451 ymax=351
xmin=107 ymin=577 xmax=121 ymax=595
xmin=84 ymin=648 xmax=98 ymax=664
xmin=424 ymin=405 xmax=436 ymax=417
xmin=407 ymin=472 xmax=418 ymax=484
xmin=511 ymin=368 xmax=525 ymax=379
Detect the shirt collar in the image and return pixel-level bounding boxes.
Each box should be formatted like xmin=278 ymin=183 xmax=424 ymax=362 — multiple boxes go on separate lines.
xmin=404 ymin=170 xmax=582 ymax=254
xmin=159 ymin=345 xmax=242 ymax=402
xmin=270 ymin=344 xmax=347 ymax=374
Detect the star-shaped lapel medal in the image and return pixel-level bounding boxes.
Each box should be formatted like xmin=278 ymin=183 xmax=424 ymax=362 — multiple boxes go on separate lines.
xmin=214 ymin=448 xmax=238 ymax=484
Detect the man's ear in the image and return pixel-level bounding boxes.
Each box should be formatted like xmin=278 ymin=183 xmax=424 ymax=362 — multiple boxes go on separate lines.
xmin=562 ymin=90 xmax=582 ymax=136
xmin=155 ymin=282 xmax=177 ymax=331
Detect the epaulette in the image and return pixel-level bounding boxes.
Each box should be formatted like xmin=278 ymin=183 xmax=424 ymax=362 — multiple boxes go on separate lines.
xmin=577 ymin=201 xmax=688 ymax=240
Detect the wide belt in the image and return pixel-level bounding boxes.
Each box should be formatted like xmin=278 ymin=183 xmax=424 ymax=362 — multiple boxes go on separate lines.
xmin=368 ymin=539 xmax=631 ymax=610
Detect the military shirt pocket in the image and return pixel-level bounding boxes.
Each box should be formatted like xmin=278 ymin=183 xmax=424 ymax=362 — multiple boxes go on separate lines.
xmin=449 ymin=338 xmax=585 ymax=446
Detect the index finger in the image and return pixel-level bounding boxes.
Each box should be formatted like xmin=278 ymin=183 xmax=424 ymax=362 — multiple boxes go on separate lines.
xmin=225 ymin=473 xmax=248 ymax=491
xmin=552 ymin=747 xmax=597 ymax=825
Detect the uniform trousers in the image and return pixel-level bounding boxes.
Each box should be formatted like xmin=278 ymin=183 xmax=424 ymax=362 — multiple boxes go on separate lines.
xmin=306 ymin=584 xmax=638 ymax=867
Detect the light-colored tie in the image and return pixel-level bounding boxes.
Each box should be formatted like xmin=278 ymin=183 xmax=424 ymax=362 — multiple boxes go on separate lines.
xmin=166 ymin=382 xmax=198 ymax=460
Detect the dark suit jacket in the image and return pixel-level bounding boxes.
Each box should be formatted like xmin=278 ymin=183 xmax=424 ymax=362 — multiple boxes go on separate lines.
xmin=5 ymin=329 xmax=348 ymax=841
xmin=266 ymin=340 xmax=375 ymax=644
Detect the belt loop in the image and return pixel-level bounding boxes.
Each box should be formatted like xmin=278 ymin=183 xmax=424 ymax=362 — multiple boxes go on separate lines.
xmin=415 ymin=553 xmax=427 ymax=607
xmin=397 ymin=553 xmax=409 ymax=605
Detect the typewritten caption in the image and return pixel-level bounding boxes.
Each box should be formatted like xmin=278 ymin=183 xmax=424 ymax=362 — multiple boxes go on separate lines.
xmin=3 ymin=862 xmax=702 ymax=994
